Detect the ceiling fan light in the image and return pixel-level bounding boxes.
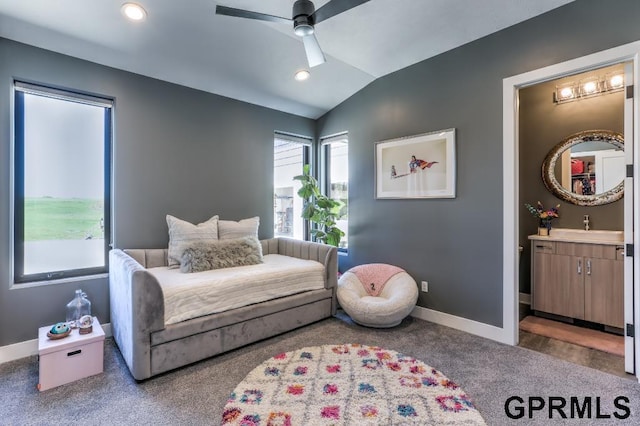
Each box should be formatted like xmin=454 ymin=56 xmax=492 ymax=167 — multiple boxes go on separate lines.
xmin=294 ymin=23 xmax=314 ymax=37
xmin=121 ymin=3 xmax=147 ymax=21
xmin=294 ymin=70 xmax=310 ymax=81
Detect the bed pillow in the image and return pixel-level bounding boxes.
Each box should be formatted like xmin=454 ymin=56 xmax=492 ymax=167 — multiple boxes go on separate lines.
xmin=180 ymin=236 xmax=264 ymax=273
xmin=218 ymin=216 xmax=259 ymax=240
xmin=167 ymin=214 xmax=219 ymax=268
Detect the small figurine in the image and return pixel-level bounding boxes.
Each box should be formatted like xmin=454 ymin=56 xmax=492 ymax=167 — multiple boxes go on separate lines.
xmin=78 ymin=315 xmax=93 ymax=334
xmin=47 ymin=322 xmax=71 ymax=340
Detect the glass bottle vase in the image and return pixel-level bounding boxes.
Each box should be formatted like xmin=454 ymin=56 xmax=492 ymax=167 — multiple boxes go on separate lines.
xmin=65 ymin=289 xmax=92 ymax=328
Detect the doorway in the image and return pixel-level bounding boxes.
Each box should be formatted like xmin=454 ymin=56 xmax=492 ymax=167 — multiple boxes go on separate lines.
xmin=502 ymin=41 xmax=640 ymax=381
xmin=517 ymin=64 xmax=628 ymax=377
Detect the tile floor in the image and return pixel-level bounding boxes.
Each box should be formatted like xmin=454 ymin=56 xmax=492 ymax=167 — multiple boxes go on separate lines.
xmin=519 ymin=329 xmax=634 ymax=380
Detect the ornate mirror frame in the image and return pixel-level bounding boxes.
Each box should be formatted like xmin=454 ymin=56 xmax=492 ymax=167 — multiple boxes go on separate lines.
xmin=542 ymin=129 xmax=624 ymax=206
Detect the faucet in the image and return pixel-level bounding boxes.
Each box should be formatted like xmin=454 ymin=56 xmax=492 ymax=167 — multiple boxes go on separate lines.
xmin=583 ymin=214 xmax=590 ymax=231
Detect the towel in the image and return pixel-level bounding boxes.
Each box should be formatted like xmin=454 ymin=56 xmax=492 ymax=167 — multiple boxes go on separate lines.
xmin=350 ymin=263 xmax=405 ymax=297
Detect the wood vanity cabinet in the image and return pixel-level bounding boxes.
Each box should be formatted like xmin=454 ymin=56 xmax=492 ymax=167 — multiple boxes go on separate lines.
xmin=531 ymin=240 xmax=624 ymax=329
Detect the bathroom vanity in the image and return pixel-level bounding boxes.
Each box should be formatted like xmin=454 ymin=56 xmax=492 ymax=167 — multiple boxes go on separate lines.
xmin=529 ymin=228 xmax=624 ymax=330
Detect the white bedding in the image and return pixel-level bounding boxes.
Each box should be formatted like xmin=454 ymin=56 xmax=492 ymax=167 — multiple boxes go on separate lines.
xmin=148 ymin=254 xmax=325 ymax=325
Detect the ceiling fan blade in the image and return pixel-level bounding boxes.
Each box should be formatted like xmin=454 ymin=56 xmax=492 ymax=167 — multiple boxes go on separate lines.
xmin=311 ymin=0 xmax=371 ymax=24
xmin=302 ymin=33 xmax=326 ymax=68
xmin=216 ymin=5 xmax=291 ymax=24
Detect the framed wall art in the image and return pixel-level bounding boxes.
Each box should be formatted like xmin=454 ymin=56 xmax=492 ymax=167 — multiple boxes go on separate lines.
xmin=375 ymin=128 xmax=456 ymax=199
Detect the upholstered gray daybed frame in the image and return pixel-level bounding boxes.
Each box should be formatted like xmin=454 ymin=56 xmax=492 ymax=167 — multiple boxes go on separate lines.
xmin=109 ymin=237 xmax=337 ymax=380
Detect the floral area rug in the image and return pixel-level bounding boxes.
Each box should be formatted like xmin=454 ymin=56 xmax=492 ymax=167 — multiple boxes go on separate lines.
xmin=222 ymin=343 xmax=486 ymax=425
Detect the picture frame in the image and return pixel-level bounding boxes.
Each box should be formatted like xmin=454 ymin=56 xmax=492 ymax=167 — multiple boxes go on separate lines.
xmin=375 ymin=128 xmax=456 ymax=199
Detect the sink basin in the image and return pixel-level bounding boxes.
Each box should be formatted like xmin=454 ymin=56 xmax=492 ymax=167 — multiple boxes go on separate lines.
xmin=549 ymin=228 xmax=624 ymax=243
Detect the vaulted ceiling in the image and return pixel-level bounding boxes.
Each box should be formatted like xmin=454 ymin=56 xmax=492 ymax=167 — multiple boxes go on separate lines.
xmin=0 ymin=0 xmax=574 ymax=118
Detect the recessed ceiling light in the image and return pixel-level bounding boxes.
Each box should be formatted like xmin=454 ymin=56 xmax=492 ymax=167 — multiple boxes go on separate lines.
xmin=121 ymin=3 xmax=147 ymax=21
xmin=294 ymin=70 xmax=310 ymax=81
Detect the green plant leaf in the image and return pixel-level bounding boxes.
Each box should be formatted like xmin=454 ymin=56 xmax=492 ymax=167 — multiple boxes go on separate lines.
xmin=317 ymin=197 xmax=337 ymax=209
xmin=302 ymin=204 xmax=316 ymax=219
xmin=297 ymin=186 xmax=314 ymax=199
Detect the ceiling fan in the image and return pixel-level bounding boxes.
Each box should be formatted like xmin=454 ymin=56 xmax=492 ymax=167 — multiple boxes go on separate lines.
xmin=216 ymin=0 xmax=371 ymax=68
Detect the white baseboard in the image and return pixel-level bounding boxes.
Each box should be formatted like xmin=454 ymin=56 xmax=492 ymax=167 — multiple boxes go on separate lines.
xmin=0 ymin=322 xmax=111 ymax=365
xmin=411 ymin=306 xmax=512 ymax=345
xmin=2 ymin=312 xmax=511 ymax=364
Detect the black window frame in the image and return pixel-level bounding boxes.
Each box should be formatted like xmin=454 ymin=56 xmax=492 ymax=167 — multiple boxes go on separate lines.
xmin=13 ymin=81 xmax=112 ymax=284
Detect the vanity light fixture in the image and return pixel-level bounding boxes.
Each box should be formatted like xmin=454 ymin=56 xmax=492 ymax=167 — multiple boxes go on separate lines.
xmin=294 ymin=70 xmax=310 ymax=81
xmin=121 ymin=2 xmax=147 ymax=21
xmin=554 ymin=70 xmax=624 ymax=104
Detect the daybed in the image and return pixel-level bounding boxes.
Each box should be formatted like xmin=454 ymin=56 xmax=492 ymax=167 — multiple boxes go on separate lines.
xmin=109 ymin=237 xmax=337 ymax=380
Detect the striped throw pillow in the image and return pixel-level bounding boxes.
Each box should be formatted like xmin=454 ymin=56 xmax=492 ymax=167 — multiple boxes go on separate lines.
xmin=166 ymin=214 xmax=219 ymax=267
xmin=218 ymin=216 xmax=259 ymax=240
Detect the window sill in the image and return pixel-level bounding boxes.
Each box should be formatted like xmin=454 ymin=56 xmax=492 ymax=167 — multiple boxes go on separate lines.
xmin=11 ymin=273 xmax=109 ymax=290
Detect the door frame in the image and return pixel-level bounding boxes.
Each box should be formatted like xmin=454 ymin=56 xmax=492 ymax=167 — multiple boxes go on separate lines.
xmin=502 ymin=41 xmax=640 ymax=380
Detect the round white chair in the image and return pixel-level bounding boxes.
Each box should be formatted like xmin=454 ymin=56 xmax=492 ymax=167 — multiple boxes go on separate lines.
xmin=337 ymin=264 xmax=419 ymax=328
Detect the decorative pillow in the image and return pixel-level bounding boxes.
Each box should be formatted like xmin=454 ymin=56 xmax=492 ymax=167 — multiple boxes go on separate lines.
xmin=218 ymin=216 xmax=259 ymax=240
xmin=166 ymin=214 xmax=219 ymax=268
xmin=180 ymin=236 xmax=264 ymax=273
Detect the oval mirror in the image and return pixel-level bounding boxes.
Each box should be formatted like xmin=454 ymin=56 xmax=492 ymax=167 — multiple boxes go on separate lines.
xmin=542 ymin=129 xmax=624 ymax=206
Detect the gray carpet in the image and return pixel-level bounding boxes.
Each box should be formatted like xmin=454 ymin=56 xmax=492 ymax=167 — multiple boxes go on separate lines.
xmin=1 ymin=313 xmax=639 ymax=425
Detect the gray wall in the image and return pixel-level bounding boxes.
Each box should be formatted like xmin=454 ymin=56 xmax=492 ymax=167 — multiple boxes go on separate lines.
xmin=316 ymin=0 xmax=640 ymax=327
xmin=0 ymin=38 xmax=314 ymax=346
xmin=2 ymin=0 xmax=640 ymax=346
xmin=518 ymin=74 xmax=624 ymax=294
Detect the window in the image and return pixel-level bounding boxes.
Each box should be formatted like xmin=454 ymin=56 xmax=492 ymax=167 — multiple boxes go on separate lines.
xmin=273 ymin=133 xmax=311 ymax=240
xmin=321 ymin=134 xmax=348 ymax=250
xmin=14 ymin=82 xmax=112 ymax=283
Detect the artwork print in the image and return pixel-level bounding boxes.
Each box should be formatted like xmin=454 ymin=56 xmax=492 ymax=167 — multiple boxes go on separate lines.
xmin=375 ymin=129 xmax=456 ymax=199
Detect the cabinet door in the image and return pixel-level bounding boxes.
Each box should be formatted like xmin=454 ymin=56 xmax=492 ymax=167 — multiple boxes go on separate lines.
xmin=532 ymin=252 xmax=575 ymax=316
xmin=568 ymin=256 xmax=585 ymax=320
xmin=585 ymin=257 xmax=624 ymax=328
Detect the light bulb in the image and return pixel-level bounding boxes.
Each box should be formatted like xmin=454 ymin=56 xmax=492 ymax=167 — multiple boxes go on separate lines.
xmin=560 ymin=87 xmax=573 ymax=99
xmin=583 ymin=81 xmax=597 ymax=94
xmin=610 ymin=74 xmax=624 ymax=88
xmin=121 ymin=3 xmax=147 ymax=21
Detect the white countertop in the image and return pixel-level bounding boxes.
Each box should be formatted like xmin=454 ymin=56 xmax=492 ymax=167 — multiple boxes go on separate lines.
xmin=528 ymin=228 xmax=624 ymax=245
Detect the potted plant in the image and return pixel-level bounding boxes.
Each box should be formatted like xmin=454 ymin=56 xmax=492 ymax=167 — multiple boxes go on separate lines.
xmin=293 ymin=164 xmax=345 ymax=246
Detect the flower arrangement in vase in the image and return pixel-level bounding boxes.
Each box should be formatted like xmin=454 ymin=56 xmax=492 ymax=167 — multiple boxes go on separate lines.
xmin=525 ymin=201 xmax=560 ymax=236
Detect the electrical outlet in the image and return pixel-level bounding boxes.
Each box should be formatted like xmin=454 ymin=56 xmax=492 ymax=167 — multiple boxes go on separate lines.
xmin=421 ymin=281 xmax=428 ymax=292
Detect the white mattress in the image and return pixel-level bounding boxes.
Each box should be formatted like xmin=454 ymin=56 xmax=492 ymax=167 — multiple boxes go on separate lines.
xmin=148 ymin=254 xmax=326 ymax=325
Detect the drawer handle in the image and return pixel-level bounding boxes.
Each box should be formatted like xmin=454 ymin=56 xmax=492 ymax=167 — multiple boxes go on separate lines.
xmin=67 ymin=349 xmax=82 ymax=357
xmin=577 ymin=259 xmax=582 ymax=274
